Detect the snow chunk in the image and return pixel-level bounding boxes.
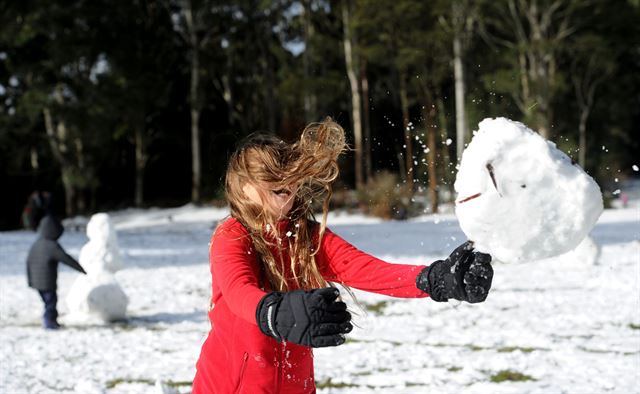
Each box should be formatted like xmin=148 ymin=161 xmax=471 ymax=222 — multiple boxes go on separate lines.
xmin=454 ymin=117 xmax=603 ymax=263
xmin=66 ymin=271 xmax=128 ymax=322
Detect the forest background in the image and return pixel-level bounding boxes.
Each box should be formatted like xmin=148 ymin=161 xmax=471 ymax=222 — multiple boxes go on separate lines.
xmin=1 ymin=0 xmax=638 ymax=230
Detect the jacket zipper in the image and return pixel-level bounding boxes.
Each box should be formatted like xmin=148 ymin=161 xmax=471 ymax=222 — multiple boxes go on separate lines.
xmin=236 ymin=352 xmax=249 ymax=394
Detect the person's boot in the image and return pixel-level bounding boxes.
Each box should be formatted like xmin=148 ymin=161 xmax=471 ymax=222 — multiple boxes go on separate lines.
xmin=43 ymin=318 xmax=61 ymax=330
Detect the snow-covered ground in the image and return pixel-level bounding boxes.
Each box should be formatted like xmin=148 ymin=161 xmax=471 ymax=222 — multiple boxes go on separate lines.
xmin=1 ymin=204 xmax=638 ymax=393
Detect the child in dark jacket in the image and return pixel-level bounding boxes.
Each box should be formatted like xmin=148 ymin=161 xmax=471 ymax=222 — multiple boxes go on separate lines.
xmin=26 ymin=215 xmax=87 ymax=329
xmin=192 ymin=118 xmax=494 ymax=393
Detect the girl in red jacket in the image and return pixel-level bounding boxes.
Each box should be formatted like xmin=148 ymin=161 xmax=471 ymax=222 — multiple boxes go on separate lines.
xmin=192 ymin=118 xmax=493 ymax=393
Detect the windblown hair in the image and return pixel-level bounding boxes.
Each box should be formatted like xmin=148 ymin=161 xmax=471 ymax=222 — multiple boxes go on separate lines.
xmin=225 ymin=117 xmax=347 ymax=291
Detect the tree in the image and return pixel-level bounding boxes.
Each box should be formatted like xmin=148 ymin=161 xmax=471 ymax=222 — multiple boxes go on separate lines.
xmin=1 ymin=1 xmax=112 ymax=216
xmin=354 ymin=0 xmax=423 ymax=192
xmin=341 ymin=0 xmax=364 ymax=190
xmin=106 ymin=1 xmax=178 ymax=207
xmin=414 ymin=4 xmax=451 ymax=214
xmin=166 ymin=0 xmax=233 ymax=203
xmin=482 ymin=0 xmax=585 ymax=138
xmin=570 ymin=34 xmax=614 ymax=167
xmin=441 ymin=0 xmax=482 ymax=162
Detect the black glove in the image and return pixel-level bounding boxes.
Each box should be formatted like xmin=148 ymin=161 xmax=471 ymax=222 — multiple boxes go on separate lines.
xmin=416 ymin=241 xmax=493 ymax=303
xmin=256 ymin=287 xmax=353 ymax=347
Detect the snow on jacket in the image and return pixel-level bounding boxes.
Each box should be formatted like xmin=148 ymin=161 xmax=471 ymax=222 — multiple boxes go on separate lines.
xmin=192 ymin=218 xmax=428 ymax=393
xmin=26 ymin=215 xmax=86 ymax=290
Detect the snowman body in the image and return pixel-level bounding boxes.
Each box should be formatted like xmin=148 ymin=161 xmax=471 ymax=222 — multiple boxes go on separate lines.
xmin=66 ymin=213 xmax=128 ymax=322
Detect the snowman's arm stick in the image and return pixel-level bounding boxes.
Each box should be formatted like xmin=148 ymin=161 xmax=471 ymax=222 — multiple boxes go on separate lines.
xmin=457 ymin=193 xmax=482 ymax=204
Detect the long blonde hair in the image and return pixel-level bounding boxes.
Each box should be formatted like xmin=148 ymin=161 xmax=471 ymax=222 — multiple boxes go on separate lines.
xmin=225 ymin=117 xmax=347 ymax=291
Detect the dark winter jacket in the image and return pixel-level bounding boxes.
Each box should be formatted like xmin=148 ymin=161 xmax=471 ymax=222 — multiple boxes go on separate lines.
xmin=192 ymin=218 xmax=428 ymax=393
xmin=26 ymin=216 xmax=86 ymax=291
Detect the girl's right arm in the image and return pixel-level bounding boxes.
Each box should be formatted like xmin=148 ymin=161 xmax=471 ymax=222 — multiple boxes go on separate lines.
xmin=209 ymin=220 xmax=267 ymax=324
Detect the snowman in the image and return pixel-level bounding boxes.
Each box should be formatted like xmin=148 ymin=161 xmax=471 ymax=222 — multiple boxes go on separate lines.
xmin=66 ymin=213 xmax=128 ymax=322
xmin=454 ymin=117 xmax=603 ymax=263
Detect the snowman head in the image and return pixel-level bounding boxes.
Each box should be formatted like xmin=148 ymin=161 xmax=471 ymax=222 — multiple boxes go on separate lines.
xmin=454 ymin=118 xmax=603 ymax=263
xmin=86 ymin=213 xmax=115 ymax=244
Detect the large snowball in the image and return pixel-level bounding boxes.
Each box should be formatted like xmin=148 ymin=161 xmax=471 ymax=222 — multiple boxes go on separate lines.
xmin=454 ymin=118 xmax=603 ymax=263
xmin=66 ymin=271 xmax=128 ymax=322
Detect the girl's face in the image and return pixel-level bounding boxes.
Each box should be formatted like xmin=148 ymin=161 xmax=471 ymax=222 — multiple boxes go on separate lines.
xmin=242 ymin=182 xmax=296 ymax=219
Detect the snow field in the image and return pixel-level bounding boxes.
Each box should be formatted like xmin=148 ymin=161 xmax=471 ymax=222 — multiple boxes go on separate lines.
xmin=1 ymin=205 xmax=638 ymax=393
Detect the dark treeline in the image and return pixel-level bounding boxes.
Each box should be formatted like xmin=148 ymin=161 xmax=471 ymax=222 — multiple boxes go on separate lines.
xmin=1 ymin=0 xmax=638 ymax=229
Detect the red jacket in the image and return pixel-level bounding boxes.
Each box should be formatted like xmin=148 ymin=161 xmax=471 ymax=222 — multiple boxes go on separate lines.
xmin=192 ymin=218 xmax=428 ymax=393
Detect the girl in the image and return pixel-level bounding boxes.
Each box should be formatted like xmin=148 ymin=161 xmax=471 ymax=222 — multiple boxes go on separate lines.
xmin=192 ymin=118 xmax=493 ymax=393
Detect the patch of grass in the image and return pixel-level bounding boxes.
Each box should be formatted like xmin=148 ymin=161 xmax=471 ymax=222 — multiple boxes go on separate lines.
xmin=166 ymin=380 xmax=193 ymax=388
xmin=316 ymin=378 xmax=359 ymax=389
xmin=364 ymin=301 xmax=388 ymax=315
xmin=105 ymin=378 xmax=155 ymax=389
xmin=578 ymin=346 xmax=639 ymax=356
xmin=578 ymin=346 xmax=614 ymax=354
xmin=497 ymin=346 xmax=541 ymax=353
xmin=448 ymin=366 xmax=463 ymax=372
xmin=111 ymin=320 xmax=167 ymax=332
xmin=490 ymin=370 xmax=536 ymax=383
xmin=629 ymin=323 xmax=640 ymax=330
xmin=353 ymin=368 xmax=390 ymax=376
xmin=427 ymin=342 xmax=488 ymax=352
xmin=345 ymin=338 xmax=403 ymax=346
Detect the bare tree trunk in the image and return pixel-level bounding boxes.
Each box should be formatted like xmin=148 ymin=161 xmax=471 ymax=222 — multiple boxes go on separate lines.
xmin=185 ymin=0 xmax=201 ymax=203
xmin=578 ymin=108 xmax=589 ymax=167
xmin=191 ymin=103 xmax=201 ymax=203
xmin=189 ymin=47 xmax=201 ymax=203
xmin=437 ymin=95 xmax=453 ymax=192
xmin=498 ymin=0 xmax=579 ymax=139
xmin=398 ymin=70 xmax=414 ymax=193
xmin=74 ymin=137 xmax=87 ymax=213
xmin=302 ymin=0 xmax=317 ymax=122
xmin=134 ymin=127 xmax=147 ymax=207
xmin=422 ymin=103 xmax=438 ymax=214
xmin=30 ymin=147 xmax=39 ymax=170
xmin=573 ymin=57 xmax=605 ymax=168
xmin=452 ymin=5 xmax=467 ymax=162
xmin=360 ymin=58 xmax=372 ymax=183
xmin=43 ymin=107 xmax=76 ymax=216
xmin=265 ymin=51 xmax=277 ymax=132
xmin=342 ymin=0 xmax=364 ymax=190
xmin=61 ymin=170 xmax=76 ymax=217
xmin=535 ymin=109 xmax=550 ymax=139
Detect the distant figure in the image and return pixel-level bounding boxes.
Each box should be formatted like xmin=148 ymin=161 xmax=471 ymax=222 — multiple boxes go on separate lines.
xmin=621 ymin=192 xmax=629 ymax=208
xmin=66 ymin=213 xmax=128 ymax=323
xmin=21 ymin=190 xmax=53 ymax=231
xmin=26 ymin=215 xmax=86 ymax=329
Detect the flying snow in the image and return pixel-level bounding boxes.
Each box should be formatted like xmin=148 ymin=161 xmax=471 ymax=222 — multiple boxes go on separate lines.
xmin=454 ymin=117 xmax=603 ymax=263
